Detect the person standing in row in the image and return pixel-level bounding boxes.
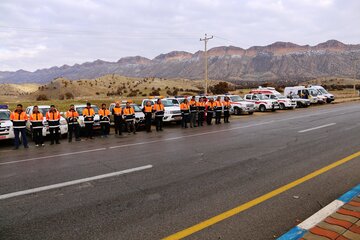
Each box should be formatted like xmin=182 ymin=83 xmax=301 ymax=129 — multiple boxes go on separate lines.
xmin=223 ymin=97 xmax=231 ymax=123
xmin=46 ymin=105 xmax=61 ymax=145
xmin=143 ymin=101 xmax=153 ymax=132
xmin=10 ymin=104 xmax=28 ymax=149
xmin=197 ymin=97 xmax=206 ymax=127
xmin=98 ymin=103 xmax=111 ymax=138
xmin=206 ymin=98 xmax=215 ymax=125
xmin=30 ymin=105 xmax=44 ymax=147
xmin=180 ymin=99 xmax=190 ymax=128
xmin=153 ymin=99 xmax=164 ymax=131
xmin=66 ymin=104 xmax=80 ymax=142
xmin=82 ymin=102 xmax=95 ymax=140
xmin=112 ymin=101 xmax=122 ymax=136
xmin=123 ymin=101 xmax=136 ymax=134
xmin=214 ymin=96 xmax=223 ymax=124
xmin=189 ymin=96 xmax=198 ymax=128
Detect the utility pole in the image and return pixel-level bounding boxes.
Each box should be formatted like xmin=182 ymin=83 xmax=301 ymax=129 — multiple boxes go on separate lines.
xmin=200 ymin=33 xmax=213 ymax=95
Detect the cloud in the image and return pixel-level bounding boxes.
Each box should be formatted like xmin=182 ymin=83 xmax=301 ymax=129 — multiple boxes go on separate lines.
xmin=0 ymin=0 xmax=359 ymax=71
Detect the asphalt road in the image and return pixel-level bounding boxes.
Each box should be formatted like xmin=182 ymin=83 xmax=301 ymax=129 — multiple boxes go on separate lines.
xmin=1 ymin=102 xmax=360 ymax=240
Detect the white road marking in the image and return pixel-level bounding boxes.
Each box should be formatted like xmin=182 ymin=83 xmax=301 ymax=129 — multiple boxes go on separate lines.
xmin=298 ymin=123 xmax=336 ymax=133
xmin=0 ymin=165 xmax=153 ymax=200
xmin=298 ymin=199 xmax=344 ymax=230
xmin=0 ymin=148 xmax=107 ymax=166
xmin=0 ymin=107 xmax=356 ymax=165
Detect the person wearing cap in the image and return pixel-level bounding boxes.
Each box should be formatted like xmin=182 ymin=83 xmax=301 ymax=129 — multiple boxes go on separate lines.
xmin=82 ymin=102 xmax=95 ymax=139
xmin=30 ymin=105 xmax=44 ymax=147
xmin=123 ymin=101 xmax=136 ymax=134
xmin=189 ymin=96 xmax=198 ymax=128
xmin=66 ymin=104 xmax=80 ymax=142
xmin=142 ymin=101 xmax=153 ymax=132
xmin=197 ymin=97 xmax=206 ymax=127
xmin=99 ymin=103 xmax=111 ymax=138
xmin=180 ymin=98 xmax=190 ymax=128
xmin=46 ymin=104 xmax=61 ymax=145
xmin=153 ymin=99 xmax=164 ymax=131
xmin=223 ymin=96 xmax=231 ymax=123
xmin=10 ymin=104 xmax=29 ymax=149
xmin=206 ymin=98 xmax=216 ymax=125
xmin=112 ymin=101 xmax=122 ymax=136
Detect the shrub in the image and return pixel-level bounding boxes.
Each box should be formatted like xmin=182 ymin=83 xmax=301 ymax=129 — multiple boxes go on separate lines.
xmin=65 ymin=92 xmax=74 ymax=99
xmin=36 ymin=94 xmax=49 ymax=101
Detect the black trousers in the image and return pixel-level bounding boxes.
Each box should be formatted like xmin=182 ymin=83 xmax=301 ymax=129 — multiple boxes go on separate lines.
xmin=145 ymin=113 xmax=152 ymax=132
xmin=32 ymin=128 xmax=43 ymax=145
xmin=85 ymin=123 xmax=93 ymax=138
xmin=206 ymin=111 xmax=213 ymax=125
xmin=190 ymin=112 xmax=197 ymax=127
xmin=215 ymin=111 xmax=222 ymax=124
xmin=68 ymin=124 xmax=80 ymax=141
xmin=155 ymin=116 xmax=163 ymax=131
xmin=198 ymin=111 xmax=204 ymax=126
xmin=49 ymin=127 xmax=60 ymax=143
xmin=125 ymin=120 xmax=136 ymax=133
xmin=181 ymin=113 xmax=189 ymax=128
xmin=224 ymin=110 xmax=230 ymax=123
xmin=114 ymin=116 xmax=122 ymax=135
xmin=101 ymin=122 xmax=110 ymax=136
xmin=14 ymin=128 xmax=28 ymax=148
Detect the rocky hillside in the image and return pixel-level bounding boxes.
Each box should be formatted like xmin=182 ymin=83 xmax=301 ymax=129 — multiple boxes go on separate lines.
xmin=1 ymin=40 xmax=360 ymax=84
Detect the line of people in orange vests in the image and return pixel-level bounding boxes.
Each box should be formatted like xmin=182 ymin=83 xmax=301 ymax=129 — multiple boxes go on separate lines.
xmin=9 ymin=96 xmax=231 ymax=149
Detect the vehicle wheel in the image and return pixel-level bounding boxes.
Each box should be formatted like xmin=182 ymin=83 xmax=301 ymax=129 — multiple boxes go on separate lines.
xmin=248 ymin=111 xmax=254 ymax=115
xmin=234 ymin=107 xmax=241 ymax=115
xmin=326 ymin=98 xmax=332 ymax=104
xmin=259 ymin=105 xmax=266 ymax=112
xmin=279 ymin=103 xmax=285 ymax=110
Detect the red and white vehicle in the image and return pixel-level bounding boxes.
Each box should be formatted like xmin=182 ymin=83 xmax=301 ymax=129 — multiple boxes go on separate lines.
xmin=244 ymin=93 xmax=280 ymax=112
xmin=250 ymin=87 xmax=296 ymax=110
xmin=217 ymin=95 xmax=256 ymax=115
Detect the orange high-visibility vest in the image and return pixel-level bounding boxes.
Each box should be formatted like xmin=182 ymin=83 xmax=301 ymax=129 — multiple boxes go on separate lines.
xmin=10 ymin=110 xmax=28 ymax=128
xmin=113 ymin=107 xmax=122 ymax=115
xmin=153 ymin=103 xmax=164 ymax=111
xmin=98 ymin=109 xmax=110 ymax=117
xmin=144 ymin=106 xmax=153 ymax=113
xmin=180 ymin=102 xmax=190 ymax=110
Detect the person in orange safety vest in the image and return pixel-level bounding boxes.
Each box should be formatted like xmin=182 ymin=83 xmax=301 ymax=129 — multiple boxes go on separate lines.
xmin=46 ymin=104 xmax=61 ymax=145
xmin=10 ymin=104 xmax=29 ymax=149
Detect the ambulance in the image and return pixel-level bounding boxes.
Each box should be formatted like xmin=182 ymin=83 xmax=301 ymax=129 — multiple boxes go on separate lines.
xmin=217 ymin=95 xmax=255 ymax=115
xmin=250 ymin=87 xmax=297 ymax=110
xmin=244 ymin=93 xmax=280 ymax=112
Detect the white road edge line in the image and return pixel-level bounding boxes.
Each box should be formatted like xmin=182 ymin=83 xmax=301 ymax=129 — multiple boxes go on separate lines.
xmin=0 ymin=164 xmax=153 ymax=200
xmin=298 ymin=123 xmax=336 ymax=133
xmin=298 ymin=199 xmax=344 ymax=230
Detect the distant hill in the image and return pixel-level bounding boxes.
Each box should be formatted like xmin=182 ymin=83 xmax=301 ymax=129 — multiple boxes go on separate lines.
xmin=1 ymin=40 xmax=360 ymax=84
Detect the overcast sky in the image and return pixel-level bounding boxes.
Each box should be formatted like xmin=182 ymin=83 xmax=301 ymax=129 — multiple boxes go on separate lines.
xmin=1 ymin=0 xmax=359 ymax=71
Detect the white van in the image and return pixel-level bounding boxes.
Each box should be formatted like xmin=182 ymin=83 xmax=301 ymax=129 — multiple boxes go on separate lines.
xmin=308 ymin=85 xmax=335 ymax=103
xmin=284 ymin=86 xmax=323 ymax=104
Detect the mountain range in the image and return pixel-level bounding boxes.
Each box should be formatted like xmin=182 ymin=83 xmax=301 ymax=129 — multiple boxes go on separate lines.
xmin=1 ymin=40 xmax=359 ymax=84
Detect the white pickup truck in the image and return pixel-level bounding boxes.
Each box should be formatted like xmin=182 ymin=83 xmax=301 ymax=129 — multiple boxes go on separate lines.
xmin=217 ymin=95 xmax=256 ymax=115
xmin=25 ymin=105 xmax=68 ymax=137
xmin=0 ymin=106 xmax=15 ymax=141
xmin=141 ymin=98 xmax=182 ymax=122
xmin=244 ymin=93 xmax=280 ymax=112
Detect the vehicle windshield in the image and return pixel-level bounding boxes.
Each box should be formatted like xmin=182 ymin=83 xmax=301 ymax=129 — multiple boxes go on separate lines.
xmin=121 ymin=104 xmax=142 ymax=112
xmin=0 ymin=111 xmax=10 ymax=120
xmin=308 ymin=89 xmax=319 ymax=96
xmin=76 ymin=106 xmax=99 ymax=115
xmin=161 ymin=100 xmax=175 ymax=107
xmin=275 ymin=94 xmax=286 ymax=99
xmin=318 ymin=88 xmax=329 ymax=94
xmin=229 ymin=96 xmax=244 ymax=102
xmin=38 ymin=107 xmax=50 ymax=115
